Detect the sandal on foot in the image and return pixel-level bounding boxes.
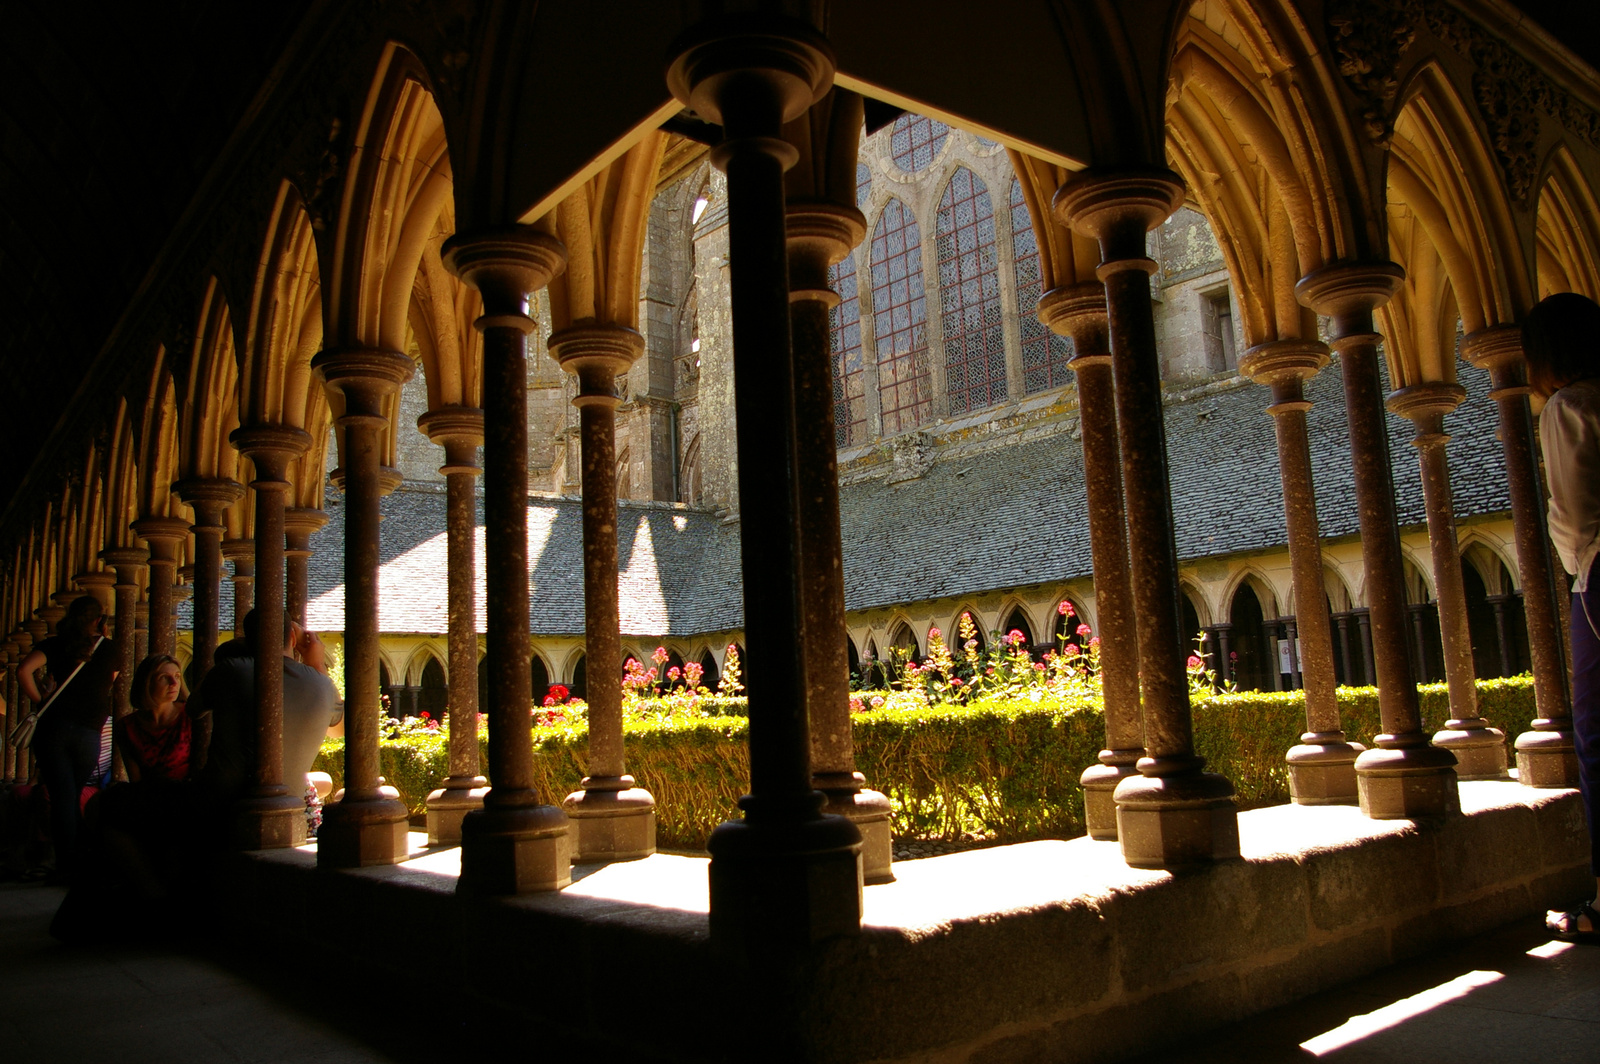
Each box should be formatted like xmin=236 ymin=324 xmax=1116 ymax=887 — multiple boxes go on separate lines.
xmin=1547 ymin=901 xmax=1600 ymax=944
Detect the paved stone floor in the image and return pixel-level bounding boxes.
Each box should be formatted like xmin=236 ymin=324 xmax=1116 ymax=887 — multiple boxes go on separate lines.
xmin=3 ymin=875 xmax=1596 ymax=1063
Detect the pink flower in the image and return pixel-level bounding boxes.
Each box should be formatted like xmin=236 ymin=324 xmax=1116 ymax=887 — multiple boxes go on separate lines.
xmin=1033 ymin=662 xmax=1046 ymax=672
xmin=668 ymin=666 xmax=681 ymax=681
xmin=1006 ymin=628 xmax=1025 ymax=646
xmin=1076 ymin=623 xmax=1092 ymax=637
xmin=543 ymin=695 xmax=557 ymax=706
xmin=1187 ymin=655 xmax=1203 ymax=669
xmin=985 ymin=667 xmax=996 ymax=675
xmin=1229 ymin=651 xmax=1239 ymax=662
xmin=928 ymin=627 xmax=941 ymax=639
xmin=1058 ymin=601 xmax=1073 ymax=616
xmin=950 ymin=677 xmax=964 ymax=687
xmin=652 ymin=646 xmax=669 ymax=665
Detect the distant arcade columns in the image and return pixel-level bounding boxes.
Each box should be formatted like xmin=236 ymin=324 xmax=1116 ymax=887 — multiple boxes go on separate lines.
xmin=74 ymin=570 xmax=116 ymax=613
xmin=221 ymin=538 xmax=255 ymax=636
xmin=1387 ymin=383 xmax=1508 ymax=779
xmin=311 ymin=349 xmax=415 ymax=868
xmin=174 ymin=478 xmax=244 ymax=680
xmin=1296 ymin=262 xmax=1459 ymax=818
xmin=1238 ymin=339 xmax=1362 ymax=803
xmin=443 ymin=226 xmax=573 ymax=893
xmin=1 ymin=641 xmax=17 ymax=783
xmin=99 ymin=546 xmax=148 ymax=743
xmin=551 ymin=326 xmax=657 ymax=861
xmin=785 ymin=91 xmax=894 ymax=883
xmin=1462 ymin=324 xmax=1578 ymax=787
xmin=1038 ymin=281 xmax=1143 ymax=838
xmin=130 ymin=516 xmax=188 ymax=656
xmin=1057 ymin=169 xmax=1239 ymax=869
xmin=418 ymin=407 xmax=489 ymax=844
xmin=228 ymin=424 xmax=312 ymax=849
xmin=283 ymin=507 xmax=327 ymax=627
xmin=667 ymin=16 xmax=866 ymax=947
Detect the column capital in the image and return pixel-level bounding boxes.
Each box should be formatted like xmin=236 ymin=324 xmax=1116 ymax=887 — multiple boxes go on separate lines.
xmin=785 ymin=199 xmax=866 ymax=298
xmin=1239 ymin=339 xmax=1331 ymax=388
xmin=100 ymin=545 xmax=149 ymax=573
xmin=1460 ymin=323 xmax=1524 ymax=373
xmin=177 ymin=565 xmax=195 ymax=586
xmin=220 ymin=538 xmax=256 ymax=564
xmin=1053 ymin=168 xmax=1183 ymax=261
xmin=328 ymin=466 xmax=403 ymax=494
xmin=442 ymin=228 xmax=567 ymax=320
xmin=283 ymin=507 xmax=329 ymax=544
xmin=1386 ymin=381 xmax=1466 ymax=430
xmin=418 ymin=406 xmax=484 ymax=473
xmin=75 ymin=570 xmax=117 ymax=609
xmin=173 ymin=476 xmax=245 ymax=519
xmin=550 ymin=325 xmax=644 ymax=400
xmin=1038 ymin=283 xmax=1112 ymax=369
xmin=131 ymin=515 xmax=191 ymax=550
xmin=10 ymin=629 xmax=32 ymax=653
xmin=666 ymin=17 xmax=834 ymax=132
xmin=1294 ymin=261 xmax=1404 ymax=321
xmin=22 ymin=619 xmax=47 ymax=641
xmin=229 ymin=424 xmax=312 ymax=483
xmin=49 ymin=591 xmax=78 ymax=610
xmin=311 ymin=347 xmax=415 ymax=417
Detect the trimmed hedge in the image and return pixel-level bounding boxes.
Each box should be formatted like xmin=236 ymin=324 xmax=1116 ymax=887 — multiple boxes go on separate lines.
xmin=314 ymin=676 xmax=1538 ymax=850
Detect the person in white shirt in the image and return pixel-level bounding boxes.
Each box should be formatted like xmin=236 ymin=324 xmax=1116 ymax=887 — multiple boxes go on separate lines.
xmin=1526 ymin=292 xmax=1600 ymax=943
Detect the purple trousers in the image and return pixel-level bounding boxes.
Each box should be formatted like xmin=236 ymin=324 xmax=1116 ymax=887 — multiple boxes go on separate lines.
xmin=1573 ymin=558 xmax=1600 ymax=877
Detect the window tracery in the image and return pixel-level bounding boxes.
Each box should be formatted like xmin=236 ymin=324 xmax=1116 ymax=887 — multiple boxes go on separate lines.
xmin=889 ymin=113 xmax=949 ymax=172
xmin=1010 ymin=179 xmax=1074 ymax=393
xmin=936 ymin=168 xmax=1006 ymax=414
xmin=870 ymin=198 xmax=932 ymax=435
xmin=828 ymin=253 xmax=867 ymax=446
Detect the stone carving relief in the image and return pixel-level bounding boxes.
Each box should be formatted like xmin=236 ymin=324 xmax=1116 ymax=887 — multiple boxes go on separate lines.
xmin=1325 ymin=0 xmax=1422 ymax=146
xmin=887 ymin=430 xmax=936 ymax=483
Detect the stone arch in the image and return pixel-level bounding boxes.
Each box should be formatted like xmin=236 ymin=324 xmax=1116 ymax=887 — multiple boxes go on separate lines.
xmin=887 ymin=616 xmax=921 ymax=661
xmin=103 ymin=402 xmax=141 ymax=554
xmin=403 ymin=641 xmax=446 ymax=686
xmin=1179 ymin=578 xmax=1214 ymax=628
xmin=1222 ymin=566 xmax=1281 ymax=620
xmin=1322 ymin=563 xmax=1356 ymax=614
xmin=948 ymin=605 xmax=988 ymax=653
xmin=1534 ymin=146 xmax=1600 ymax=301
xmin=178 ymin=277 xmax=245 ymax=489
xmin=678 ymin=433 xmax=701 ymax=505
xmin=1459 ymin=536 xmax=1518 ymax=597
xmin=237 ymin=181 xmax=323 ymax=435
xmin=998 ymin=599 xmax=1038 ymax=649
xmin=1400 ymin=552 xmax=1434 ymax=606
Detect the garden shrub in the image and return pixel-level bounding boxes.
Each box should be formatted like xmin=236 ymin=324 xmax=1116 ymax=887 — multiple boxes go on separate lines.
xmin=314 ymin=675 xmax=1537 ymax=850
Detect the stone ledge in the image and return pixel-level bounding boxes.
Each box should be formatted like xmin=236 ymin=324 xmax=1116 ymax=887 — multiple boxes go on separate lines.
xmin=214 ymin=781 xmax=1586 ymax=1064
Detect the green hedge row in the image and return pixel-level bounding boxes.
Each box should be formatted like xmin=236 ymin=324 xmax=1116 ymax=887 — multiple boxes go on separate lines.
xmin=314 ymin=677 xmax=1538 ymax=850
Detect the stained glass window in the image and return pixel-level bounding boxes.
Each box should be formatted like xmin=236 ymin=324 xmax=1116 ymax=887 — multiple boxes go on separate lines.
xmin=856 ymin=162 xmax=871 ymax=208
xmin=870 ymin=198 xmax=932 ymax=435
xmin=1010 ymin=179 xmax=1074 ymax=393
xmin=936 ymin=168 xmax=1007 ymax=415
xmin=889 ymin=113 xmax=948 ymax=172
xmin=828 ymin=253 xmax=867 ymax=446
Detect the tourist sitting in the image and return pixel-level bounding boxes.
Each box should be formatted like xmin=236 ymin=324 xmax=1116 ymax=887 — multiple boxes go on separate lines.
xmin=114 ymin=654 xmax=194 ymax=783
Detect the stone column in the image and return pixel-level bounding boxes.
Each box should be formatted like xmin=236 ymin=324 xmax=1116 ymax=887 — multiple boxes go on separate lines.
xmin=228 ymin=426 xmax=313 ymax=850
xmin=174 ymin=479 xmax=243 ymax=680
xmin=418 ymin=409 xmax=489 ymax=844
xmin=788 ymin=187 xmax=893 ymax=880
xmin=1296 ymin=263 xmax=1458 ymax=817
xmin=1390 ymin=382 xmax=1508 ymax=778
xmin=1214 ymin=623 xmax=1233 ymax=685
xmin=222 ymin=539 xmax=255 ymax=636
xmin=667 ymin=20 xmax=866 ymax=944
xmin=1239 ymin=340 xmax=1362 ymax=803
xmin=310 ymin=351 xmax=414 ymax=868
xmin=1461 ymin=324 xmax=1577 ymax=786
xmin=130 ymin=517 xmax=187 ymax=657
xmin=551 ymin=327 xmax=657 ymax=862
xmin=8 ymin=628 xmax=34 ymax=783
xmin=1039 ymin=282 xmax=1143 ymax=839
xmin=1487 ymin=595 xmax=1515 ymax=676
xmin=283 ymin=508 xmax=327 ymax=627
xmin=1057 ymin=170 xmax=1239 ymax=868
xmin=443 ymin=228 xmax=573 ymax=893
xmin=1335 ymin=613 xmax=1356 ymax=684
xmin=99 ymin=548 xmax=147 ymax=756
xmin=132 ymin=601 xmax=148 ymax=663
xmin=2 ymin=642 xmax=17 ymax=784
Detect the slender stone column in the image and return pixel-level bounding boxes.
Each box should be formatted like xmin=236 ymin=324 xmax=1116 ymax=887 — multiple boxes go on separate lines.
xmin=551 ymin=327 xmax=658 ymax=862
xmin=19 ymin=622 xmax=45 ymax=782
xmin=1335 ymin=613 xmax=1356 ymax=684
xmin=443 ymin=228 xmax=573 ymax=893
xmin=1296 ymin=263 xmax=1458 ymax=817
xmin=8 ymin=629 xmax=34 ymax=783
xmin=99 ymin=548 xmax=148 ymax=765
xmin=1039 ymin=283 xmax=1144 ymax=839
xmin=228 ymin=425 xmax=313 ymax=850
xmin=311 ymin=350 xmax=414 ymax=868
xmin=1239 ymin=340 xmax=1362 ymax=803
xmin=1461 ymin=324 xmax=1577 ymax=786
xmin=1 ymin=643 xmax=15 ymax=784
xmin=132 ymin=602 xmax=148 ymax=662
xmin=788 ymin=189 xmax=894 ymax=881
xmin=1057 ymin=170 xmax=1239 ymax=868
xmin=1487 ymin=595 xmax=1515 ymax=676
xmin=1214 ymin=623 xmax=1233 ymax=685
xmin=130 ymin=517 xmax=187 ymax=657
xmin=222 ymin=539 xmax=254 ymax=636
xmin=174 ymin=479 xmax=243 ymax=680
xmin=668 ymin=19 xmax=866 ymax=943
xmin=418 ymin=408 xmax=490 ymax=844
xmin=283 ymin=508 xmax=326 ymax=627
xmin=1389 ymin=384 xmax=1508 ymax=777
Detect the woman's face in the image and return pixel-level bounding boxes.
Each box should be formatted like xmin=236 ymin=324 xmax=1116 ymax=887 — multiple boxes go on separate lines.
xmin=146 ymin=662 xmax=181 ymax=708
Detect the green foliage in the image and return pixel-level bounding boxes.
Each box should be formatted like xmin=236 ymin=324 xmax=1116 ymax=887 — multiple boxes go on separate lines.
xmin=313 ymin=676 xmax=1538 ymax=850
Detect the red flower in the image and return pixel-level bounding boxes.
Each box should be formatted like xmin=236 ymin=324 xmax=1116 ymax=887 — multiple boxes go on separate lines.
xmin=1076 ymin=623 xmax=1092 ymax=637
xmin=1186 ymin=655 xmax=1203 ymax=669
xmin=548 ymin=684 xmax=570 ymax=703
xmin=419 ymin=711 xmax=430 ymax=719
xmin=543 ymin=695 xmax=557 ymax=706
xmin=949 ymin=677 xmax=963 ymax=686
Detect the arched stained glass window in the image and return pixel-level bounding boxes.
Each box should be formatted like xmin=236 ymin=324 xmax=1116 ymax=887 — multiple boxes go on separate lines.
xmin=870 ymin=198 xmax=932 ymax=435
xmin=855 ymin=161 xmax=871 ymax=208
xmin=1010 ymin=179 xmax=1074 ymax=393
xmin=936 ymin=168 xmax=1006 ymax=415
xmin=828 ymin=253 xmax=866 ymax=446
xmin=889 ymin=114 xmax=948 ymax=172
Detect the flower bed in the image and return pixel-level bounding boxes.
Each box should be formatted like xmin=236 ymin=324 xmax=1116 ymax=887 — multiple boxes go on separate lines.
xmin=314 ymin=675 xmax=1538 ymax=851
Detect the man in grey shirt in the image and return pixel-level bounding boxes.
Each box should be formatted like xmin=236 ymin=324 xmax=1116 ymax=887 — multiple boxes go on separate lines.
xmin=193 ymin=609 xmax=343 ymax=810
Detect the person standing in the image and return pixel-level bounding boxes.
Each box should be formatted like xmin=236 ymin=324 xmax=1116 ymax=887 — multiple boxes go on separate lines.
xmin=15 ymin=595 xmax=117 ymax=881
xmin=1526 ymin=292 xmax=1600 ymax=942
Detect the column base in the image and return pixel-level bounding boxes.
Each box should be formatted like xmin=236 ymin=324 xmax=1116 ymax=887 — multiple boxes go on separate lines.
xmin=1080 ymin=760 xmax=1139 ymax=840
xmin=1354 ymin=745 xmax=1460 ymax=819
xmin=317 ymin=796 xmax=411 ymax=868
xmin=457 ymin=801 xmax=572 ymax=894
xmin=816 ymin=776 xmax=894 ymax=884
xmin=708 ymin=807 xmax=863 ymax=956
xmin=1113 ymin=770 xmax=1240 ymax=870
xmin=233 ymin=793 xmax=306 ymax=851
xmin=425 ymin=777 xmax=489 ymax=845
xmin=1286 ymin=741 xmax=1364 ymax=805
xmin=1432 ymin=724 xmax=1509 ymax=780
xmin=563 ymin=783 xmax=657 ymax=862
xmin=1514 ymin=726 xmax=1580 ymax=788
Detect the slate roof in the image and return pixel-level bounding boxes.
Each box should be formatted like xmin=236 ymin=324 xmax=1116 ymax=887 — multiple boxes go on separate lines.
xmin=184 ymin=356 xmax=1510 ymax=639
